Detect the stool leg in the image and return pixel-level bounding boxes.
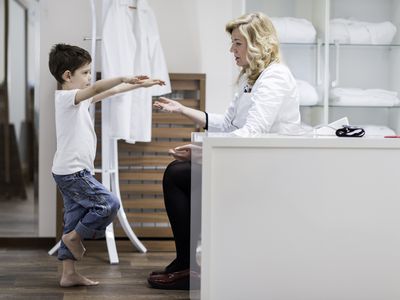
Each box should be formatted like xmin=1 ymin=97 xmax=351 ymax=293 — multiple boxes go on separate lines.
xmin=48 ymin=240 xmax=61 ymax=256
xmin=105 ymin=222 xmax=119 ymax=264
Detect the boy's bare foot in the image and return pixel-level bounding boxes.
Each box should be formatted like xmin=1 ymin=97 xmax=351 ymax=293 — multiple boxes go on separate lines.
xmin=62 ymin=231 xmax=86 ymax=260
xmin=60 ymin=272 xmax=99 ymax=287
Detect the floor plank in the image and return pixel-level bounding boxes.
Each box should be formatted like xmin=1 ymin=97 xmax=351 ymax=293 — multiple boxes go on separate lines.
xmin=0 ymin=249 xmax=198 ymax=299
xmin=0 ymin=185 xmax=38 ymax=237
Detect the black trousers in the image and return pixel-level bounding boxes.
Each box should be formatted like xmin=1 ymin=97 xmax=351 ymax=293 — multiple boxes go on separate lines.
xmin=162 ymin=160 xmax=201 ymax=272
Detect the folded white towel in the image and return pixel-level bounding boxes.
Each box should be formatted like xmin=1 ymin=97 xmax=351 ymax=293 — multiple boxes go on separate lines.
xmin=330 ymin=18 xmax=397 ymax=44
xmin=271 ymin=17 xmax=316 ymax=43
xmin=331 ymin=88 xmax=398 ymax=99
xmin=368 ymin=21 xmax=397 ymax=44
xmin=330 ymin=87 xmax=400 ymax=106
xmin=330 ymin=19 xmax=351 ymax=43
xmin=296 ymin=79 xmax=319 ymax=106
xmin=348 ymin=22 xmax=371 ymax=44
xmin=331 ymin=96 xmax=398 ymax=106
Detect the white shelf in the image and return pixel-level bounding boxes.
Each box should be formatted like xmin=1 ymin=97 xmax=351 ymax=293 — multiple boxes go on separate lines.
xmin=328 ymin=43 xmax=400 ymax=48
xmin=283 ymin=42 xmax=400 ymax=47
xmin=329 ymin=105 xmax=400 ymax=108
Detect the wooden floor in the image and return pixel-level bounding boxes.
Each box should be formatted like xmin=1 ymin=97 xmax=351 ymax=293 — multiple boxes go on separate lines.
xmin=0 ymin=185 xmax=38 ymax=237
xmin=0 ymin=249 xmax=198 ymax=300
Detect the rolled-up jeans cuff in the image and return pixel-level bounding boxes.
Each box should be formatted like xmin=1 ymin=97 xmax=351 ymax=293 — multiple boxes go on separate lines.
xmin=75 ymin=221 xmax=105 ymax=239
xmin=58 ymin=247 xmax=76 ymax=261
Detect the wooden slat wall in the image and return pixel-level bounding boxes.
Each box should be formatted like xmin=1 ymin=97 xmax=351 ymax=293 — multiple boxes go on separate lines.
xmin=94 ymin=73 xmax=205 ymax=250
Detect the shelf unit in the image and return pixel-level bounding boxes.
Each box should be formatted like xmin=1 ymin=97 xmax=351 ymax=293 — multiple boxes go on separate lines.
xmin=246 ymin=0 xmax=400 ymax=133
xmin=328 ymin=0 xmax=400 ymax=133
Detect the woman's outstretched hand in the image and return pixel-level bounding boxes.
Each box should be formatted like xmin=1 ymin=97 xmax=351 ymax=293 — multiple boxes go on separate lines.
xmin=154 ymin=97 xmax=184 ymax=113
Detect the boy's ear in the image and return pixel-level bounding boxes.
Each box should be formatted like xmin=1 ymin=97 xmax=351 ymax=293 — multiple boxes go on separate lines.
xmin=61 ymin=70 xmax=72 ymax=82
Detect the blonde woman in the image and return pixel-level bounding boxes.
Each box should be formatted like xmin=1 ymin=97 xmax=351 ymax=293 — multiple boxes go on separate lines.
xmin=148 ymin=12 xmax=300 ymax=290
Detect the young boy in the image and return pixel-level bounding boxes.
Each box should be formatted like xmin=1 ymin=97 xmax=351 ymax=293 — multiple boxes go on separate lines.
xmin=49 ymin=43 xmax=165 ymax=287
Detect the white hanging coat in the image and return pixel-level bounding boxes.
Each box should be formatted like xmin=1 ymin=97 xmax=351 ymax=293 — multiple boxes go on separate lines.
xmin=102 ymin=0 xmax=171 ymax=143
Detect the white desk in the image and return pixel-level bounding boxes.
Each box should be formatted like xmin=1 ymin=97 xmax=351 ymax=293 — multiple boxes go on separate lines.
xmin=200 ymin=135 xmax=400 ymax=300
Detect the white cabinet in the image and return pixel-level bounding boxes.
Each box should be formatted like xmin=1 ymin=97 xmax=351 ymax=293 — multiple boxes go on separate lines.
xmin=245 ymin=0 xmax=400 ymax=134
xmin=200 ymin=135 xmax=400 ymax=300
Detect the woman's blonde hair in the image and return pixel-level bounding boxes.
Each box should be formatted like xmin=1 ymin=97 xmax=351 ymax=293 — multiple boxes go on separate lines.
xmin=226 ymin=12 xmax=280 ymax=86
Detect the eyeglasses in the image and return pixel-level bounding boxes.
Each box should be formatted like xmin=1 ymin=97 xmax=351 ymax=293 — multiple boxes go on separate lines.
xmin=335 ymin=125 xmax=365 ymax=137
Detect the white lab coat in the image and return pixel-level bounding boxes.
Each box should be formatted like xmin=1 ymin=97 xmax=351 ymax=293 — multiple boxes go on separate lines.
xmin=102 ymin=0 xmax=171 ymax=143
xmin=208 ymin=63 xmax=301 ymax=137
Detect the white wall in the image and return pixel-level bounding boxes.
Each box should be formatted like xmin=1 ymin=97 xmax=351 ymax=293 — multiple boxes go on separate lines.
xmin=195 ymin=0 xmax=244 ymax=113
xmin=38 ymin=0 xmax=245 ymax=236
xmin=149 ymin=0 xmax=243 ymax=113
xmin=0 ymin=0 xmax=4 ymax=84
xmin=148 ymin=0 xmax=202 ymax=74
xmin=8 ymin=0 xmax=26 ymax=160
xmin=27 ymin=5 xmax=37 ymax=87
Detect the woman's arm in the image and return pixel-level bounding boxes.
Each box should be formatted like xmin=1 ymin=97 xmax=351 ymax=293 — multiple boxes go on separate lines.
xmin=153 ymin=97 xmax=206 ymax=127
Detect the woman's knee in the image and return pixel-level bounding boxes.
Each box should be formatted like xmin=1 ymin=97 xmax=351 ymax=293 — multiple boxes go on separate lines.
xmin=163 ymin=160 xmax=191 ymax=185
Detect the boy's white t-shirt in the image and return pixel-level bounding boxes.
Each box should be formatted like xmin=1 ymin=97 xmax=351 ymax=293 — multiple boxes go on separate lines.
xmin=52 ymin=89 xmax=97 ymax=175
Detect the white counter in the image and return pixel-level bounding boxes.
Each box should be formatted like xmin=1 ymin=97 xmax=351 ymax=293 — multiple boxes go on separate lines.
xmin=200 ymin=135 xmax=400 ymax=300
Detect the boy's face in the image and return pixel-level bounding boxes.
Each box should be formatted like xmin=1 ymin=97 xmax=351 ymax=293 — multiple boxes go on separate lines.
xmin=67 ymin=63 xmax=92 ymax=89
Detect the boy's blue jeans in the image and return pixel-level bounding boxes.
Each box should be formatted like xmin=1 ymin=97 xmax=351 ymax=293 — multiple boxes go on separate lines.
xmin=53 ymin=169 xmax=120 ymax=261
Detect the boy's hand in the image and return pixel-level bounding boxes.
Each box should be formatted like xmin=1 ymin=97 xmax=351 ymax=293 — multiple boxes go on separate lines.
xmin=153 ymin=97 xmax=183 ymax=113
xmin=123 ymin=75 xmax=149 ymax=84
xmin=140 ymin=79 xmax=166 ymax=88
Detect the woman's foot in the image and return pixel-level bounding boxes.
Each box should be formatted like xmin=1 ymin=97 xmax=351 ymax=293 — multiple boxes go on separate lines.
xmin=60 ymin=272 xmax=99 ymax=287
xmin=147 ymin=269 xmax=200 ymax=290
xmin=148 ymin=268 xmax=190 ymax=290
xmin=149 ymin=259 xmax=187 ymax=277
xmin=62 ymin=231 xmax=86 ymax=260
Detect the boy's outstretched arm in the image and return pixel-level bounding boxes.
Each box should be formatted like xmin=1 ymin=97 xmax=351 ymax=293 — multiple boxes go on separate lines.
xmin=74 ymin=75 xmax=149 ymax=104
xmin=91 ymin=79 xmax=166 ymax=103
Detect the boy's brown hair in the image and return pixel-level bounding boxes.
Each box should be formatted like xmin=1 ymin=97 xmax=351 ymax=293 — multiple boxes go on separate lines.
xmin=48 ymin=44 xmax=92 ymax=84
